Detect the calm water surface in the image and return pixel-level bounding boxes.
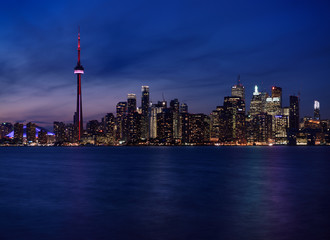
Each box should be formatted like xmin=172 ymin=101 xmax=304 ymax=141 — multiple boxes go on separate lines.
xmin=0 ymin=147 xmax=329 ymax=240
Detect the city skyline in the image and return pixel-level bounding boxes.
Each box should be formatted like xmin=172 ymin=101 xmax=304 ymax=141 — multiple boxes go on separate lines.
xmin=0 ymin=0 xmax=330 ymax=127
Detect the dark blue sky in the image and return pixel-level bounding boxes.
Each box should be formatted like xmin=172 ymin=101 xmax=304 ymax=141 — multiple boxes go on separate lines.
xmin=0 ymin=0 xmax=330 ymax=127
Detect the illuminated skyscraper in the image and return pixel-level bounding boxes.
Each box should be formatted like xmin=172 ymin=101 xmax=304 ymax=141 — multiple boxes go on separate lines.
xmin=271 ymin=86 xmax=282 ymax=107
xmin=73 ymin=28 xmax=84 ymax=141
xmin=170 ymin=99 xmax=180 ymax=140
xmin=314 ymin=100 xmax=320 ymax=120
xmin=231 ymin=75 xmax=245 ymax=102
xmin=141 ymin=86 xmax=150 ymax=139
xmin=223 ymin=96 xmax=246 ymax=144
xmin=249 ymin=85 xmax=262 ymax=116
xmin=127 ymin=94 xmax=137 ymax=114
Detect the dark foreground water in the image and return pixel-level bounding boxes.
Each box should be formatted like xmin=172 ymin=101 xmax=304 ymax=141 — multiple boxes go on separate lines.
xmin=0 ymin=147 xmax=329 ymax=240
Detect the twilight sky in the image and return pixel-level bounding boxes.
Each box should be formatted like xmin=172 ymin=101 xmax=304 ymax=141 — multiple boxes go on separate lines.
xmin=0 ymin=0 xmax=330 ymax=128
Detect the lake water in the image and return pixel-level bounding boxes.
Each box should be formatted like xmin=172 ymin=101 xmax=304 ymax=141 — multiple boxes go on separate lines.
xmin=0 ymin=147 xmax=329 ymax=240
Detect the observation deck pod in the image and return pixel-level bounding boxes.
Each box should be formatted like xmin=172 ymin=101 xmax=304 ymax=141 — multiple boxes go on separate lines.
xmin=74 ymin=64 xmax=84 ymax=74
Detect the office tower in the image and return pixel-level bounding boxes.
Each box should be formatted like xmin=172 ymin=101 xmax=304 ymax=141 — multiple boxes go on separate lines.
xmin=86 ymin=120 xmax=100 ymax=136
xmin=26 ymin=122 xmax=36 ymax=143
xmin=180 ymin=103 xmax=188 ymax=113
xmin=314 ymin=100 xmax=320 ymax=120
xmin=180 ymin=112 xmax=190 ymax=143
xmin=223 ymin=96 xmax=246 ymax=144
xmin=251 ymin=113 xmax=272 ymax=144
xmin=38 ymin=129 xmax=48 ymax=144
xmin=127 ymin=94 xmax=137 ymax=114
xmin=141 ymin=86 xmax=150 ymax=140
xmin=14 ymin=123 xmax=23 ymax=142
xmin=127 ymin=112 xmax=141 ymax=143
xmin=231 ymin=75 xmax=245 ymax=102
xmin=116 ymin=102 xmax=128 ymax=117
xmin=0 ymin=123 xmax=13 ymax=139
xmin=210 ymin=109 xmax=221 ymax=142
xmin=210 ymin=106 xmax=224 ymax=142
xmin=53 ymin=122 xmax=66 ymax=142
xmin=271 ymin=86 xmax=282 ymax=107
xmin=66 ymin=123 xmax=76 ymax=143
xmin=274 ymin=115 xmax=288 ymax=144
xmin=157 ymin=108 xmax=173 ymax=143
xmin=115 ymin=101 xmax=127 ymax=141
xmin=289 ymin=96 xmax=299 ymax=130
xmin=73 ymin=28 xmax=84 ymax=141
xmin=170 ymin=99 xmax=180 ymax=140
xmin=188 ymin=114 xmax=210 ymax=144
xmin=102 ymin=113 xmax=116 ymax=144
xmin=149 ymin=102 xmax=165 ymax=139
xmin=249 ymin=85 xmax=262 ymax=116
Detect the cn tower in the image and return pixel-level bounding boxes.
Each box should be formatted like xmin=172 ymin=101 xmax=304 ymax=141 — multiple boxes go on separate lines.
xmin=74 ymin=28 xmax=84 ymax=141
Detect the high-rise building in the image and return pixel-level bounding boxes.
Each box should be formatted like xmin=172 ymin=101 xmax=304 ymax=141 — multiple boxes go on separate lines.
xmin=170 ymin=99 xmax=180 ymax=140
xmin=289 ymin=96 xmax=299 ymax=130
xmin=271 ymin=86 xmax=282 ymax=107
xmin=54 ymin=122 xmax=66 ymax=142
xmin=86 ymin=120 xmax=100 ymax=136
xmin=314 ymin=100 xmax=320 ymax=120
xmin=189 ymin=114 xmax=210 ymax=144
xmin=127 ymin=94 xmax=137 ymax=114
xmin=249 ymin=85 xmax=262 ymax=116
xmin=223 ymin=96 xmax=246 ymax=144
xmin=149 ymin=102 xmax=165 ymax=139
xmin=141 ymin=86 xmax=150 ymax=140
xmin=73 ymin=28 xmax=84 ymax=141
xmin=251 ymin=113 xmax=272 ymax=144
xmin=38 ymin=129 xmax=48 ymax=144
xmin=231 ymin=75 xmax=245 ymax=102
xmin=157 ymin=108 xmax=173 ymax=143
xmin=102 ymin=113 xmax=116 ymax=144
xmin=26 ymin=122 xmax=36 ymax=143
xmin=0 ymin=123 xmax=13 ymax=139
xmin=14 ymin=123 xmax=23 ymax=142
xmin=274 ymin=115 xmax=288 ymax=144
xmin=115 ymin=101 xmax=127 ymax=141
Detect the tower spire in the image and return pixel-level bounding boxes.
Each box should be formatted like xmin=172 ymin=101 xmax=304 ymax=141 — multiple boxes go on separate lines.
xmin=78 ymin=26 xmax=81 ymax=64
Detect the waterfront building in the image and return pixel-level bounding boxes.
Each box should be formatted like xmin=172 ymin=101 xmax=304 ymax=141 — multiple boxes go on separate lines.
xmin=0 ymin=123 xmax=13 ymax=139
xmin=149 ymin=102 xmax=165 ymax=139
xmin=157 ymin=108 xmax=173 ymax=143
xmin=26 ymin=122 xmax=36 ymax=143
xmin=14 ymin=123 xmax=24 ymax=142
xmin=38 ymin=129 xmax=48 ymax=144
xmin=53 ymin=122 xmax=66 ymax=142
xmin=189 ymin=114 xmax=210 ymax=144
xmin=170 ymin=99 xmax=180 ymax=140
xmin=141 ymin=86 xmax=150 ymax=140
xmin=223 ymin=96 xmax=246 ymax=144
xmin=274 ymin=115 xmax=288 ymax=144
xmin=289 ymin=95 xmax=299 ymax=130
